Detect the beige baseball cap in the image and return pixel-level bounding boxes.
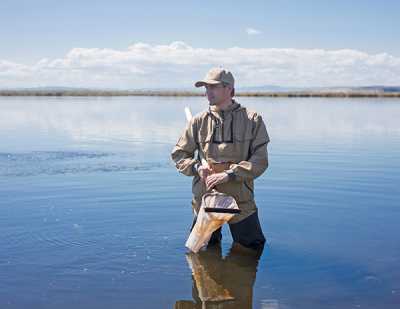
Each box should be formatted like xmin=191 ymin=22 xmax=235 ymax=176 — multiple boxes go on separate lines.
xmin=195 ymin=67 xmax=235 ymax=88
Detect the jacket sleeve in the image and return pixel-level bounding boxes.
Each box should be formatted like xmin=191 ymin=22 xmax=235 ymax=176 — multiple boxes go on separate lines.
xmin=171 ymin=118 xmax=200 ymax=176
xmin=229 ymin=113 xmax=270 ymax=180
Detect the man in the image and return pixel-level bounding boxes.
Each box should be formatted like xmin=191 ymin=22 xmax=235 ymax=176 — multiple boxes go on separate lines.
xmin=171 ymin=67 xmax=270 ymax=251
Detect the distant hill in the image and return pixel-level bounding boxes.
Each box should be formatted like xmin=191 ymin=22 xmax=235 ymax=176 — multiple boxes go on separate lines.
xmin=238 ymin=85 xmax=400 ymax=93
xmin=237 ymin=85 xmax=299 ymax=92
xmin=4 ymin=86 xmax=91 ymax=92
xmin=355 ymin=86 xmax=400 ymax=92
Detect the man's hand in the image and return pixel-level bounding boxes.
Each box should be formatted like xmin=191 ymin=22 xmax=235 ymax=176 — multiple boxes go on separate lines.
xmin=206 ymin=172 xmax=229 ymax=190
xmin=198 ymin=165 xmax=212 ymax=181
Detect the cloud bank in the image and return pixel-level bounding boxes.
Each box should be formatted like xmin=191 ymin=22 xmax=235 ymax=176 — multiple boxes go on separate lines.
xmin=1 ymin=41 xmax=400 ymax=89
xmin=246 ymin=27 xmax=262 ymax=35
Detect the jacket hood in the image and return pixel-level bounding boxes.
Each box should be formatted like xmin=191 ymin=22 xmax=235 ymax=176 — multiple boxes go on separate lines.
xmin=209 ymin=99 xmax=244 ymax=115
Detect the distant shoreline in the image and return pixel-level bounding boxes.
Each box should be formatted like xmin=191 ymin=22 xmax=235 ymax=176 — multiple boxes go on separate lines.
xmin=1 ymin=90 xmax=400 ymax=98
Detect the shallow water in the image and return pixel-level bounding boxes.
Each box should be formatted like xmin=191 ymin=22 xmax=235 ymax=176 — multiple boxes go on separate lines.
xmin=0 ymin=96 xmax=399 ymax=308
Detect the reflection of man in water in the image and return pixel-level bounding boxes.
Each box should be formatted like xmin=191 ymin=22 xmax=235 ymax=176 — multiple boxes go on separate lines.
xmin=171 ymin=68 xmax=270 ymax=250
xmin=175 ymin=243 xmax=262 ymax=308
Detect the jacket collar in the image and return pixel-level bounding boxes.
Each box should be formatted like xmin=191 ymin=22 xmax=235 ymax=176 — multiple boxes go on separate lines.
xmin=209 ymin=99 xmax=241 ymax=115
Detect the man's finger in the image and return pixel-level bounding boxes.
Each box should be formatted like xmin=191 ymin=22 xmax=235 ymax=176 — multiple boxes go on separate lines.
xmin=207 ymin=181 xmax=216 ymax=190
xmin=207 ymin=177 xmax=219 ymax=189
xmin=206 ymin=175 xmax=215 ymax=183
xmin=206 ymin=178 xmax=216 ymax=189
xmin=209 ymin=176 xmax=217 ymax=183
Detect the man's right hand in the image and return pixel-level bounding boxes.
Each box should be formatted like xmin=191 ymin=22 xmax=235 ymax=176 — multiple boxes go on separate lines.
xmin=198 ymin=165 xmax=212 ymax=181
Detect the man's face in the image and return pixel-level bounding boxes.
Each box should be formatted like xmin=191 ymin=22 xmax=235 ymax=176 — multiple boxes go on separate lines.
xmin=205 ymin=83 xmax=232 ymax=106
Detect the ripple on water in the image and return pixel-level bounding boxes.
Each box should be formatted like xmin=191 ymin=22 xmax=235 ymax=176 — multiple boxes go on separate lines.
xmin=0 ymin=151 xmax=169 ymax=177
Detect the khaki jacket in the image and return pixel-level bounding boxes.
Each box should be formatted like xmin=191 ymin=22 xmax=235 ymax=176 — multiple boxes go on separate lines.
xmin=171 ymin=100 xmax=270 ymax=224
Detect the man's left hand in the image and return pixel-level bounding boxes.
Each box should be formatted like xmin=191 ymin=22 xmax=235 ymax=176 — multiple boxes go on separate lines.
xmin=206 ymin=172 xmax=229 ymax=190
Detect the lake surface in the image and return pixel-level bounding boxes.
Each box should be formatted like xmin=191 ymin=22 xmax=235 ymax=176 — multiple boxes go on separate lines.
xmin=0 ymin=96 xmax=399 ymax=308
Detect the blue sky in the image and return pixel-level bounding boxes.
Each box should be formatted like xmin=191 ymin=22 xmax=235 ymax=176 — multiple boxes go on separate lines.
xmin=1 ymin=0 xmax=399 ymax=88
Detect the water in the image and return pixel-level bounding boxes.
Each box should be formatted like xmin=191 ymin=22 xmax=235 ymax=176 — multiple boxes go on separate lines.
xmin=0 ymin=96 xmax=399 ymax=308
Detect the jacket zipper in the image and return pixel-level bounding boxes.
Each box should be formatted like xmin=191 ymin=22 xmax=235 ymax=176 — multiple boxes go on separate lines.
xmin=221 ymin=111 xmax=225 ymax=142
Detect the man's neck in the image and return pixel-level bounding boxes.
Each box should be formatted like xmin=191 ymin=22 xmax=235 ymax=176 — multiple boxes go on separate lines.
xmin=216 ymin=99 xmax=233 ymax=111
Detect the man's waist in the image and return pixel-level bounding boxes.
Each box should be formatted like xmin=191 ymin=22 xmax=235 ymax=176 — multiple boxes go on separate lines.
xmin=208 ymin=162 xmax=233 ymax=173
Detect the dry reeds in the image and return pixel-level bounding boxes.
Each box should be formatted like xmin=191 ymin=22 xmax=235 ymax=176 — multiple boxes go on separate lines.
xmin=1 ymin=90 xmax=400 ymax=98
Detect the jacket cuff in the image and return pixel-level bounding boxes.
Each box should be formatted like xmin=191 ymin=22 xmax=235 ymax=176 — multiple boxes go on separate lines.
xmin=225 ymin=169 xmax=236 ymax=181
xmin=192 ymin=162 xmax=200 ymax=175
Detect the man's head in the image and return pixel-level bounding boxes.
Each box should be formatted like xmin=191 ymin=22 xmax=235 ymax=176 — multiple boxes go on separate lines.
xmin=195 ymin=68 xmax=235 ymax=106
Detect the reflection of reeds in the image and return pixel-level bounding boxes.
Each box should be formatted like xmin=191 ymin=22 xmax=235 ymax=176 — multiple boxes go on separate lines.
xmin=1 ymin=90 xmax=400 ymax=97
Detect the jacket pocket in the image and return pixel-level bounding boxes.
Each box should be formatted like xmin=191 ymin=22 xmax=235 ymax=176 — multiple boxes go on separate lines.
xmin=215 ymin=180 xmax=253 ymax=203
xmin=192 ymin=175 xmax=206 ymax=200
xmin=233 ymin=120 xmax=253 ymax=142
xmin=242 ymin=180 xmax=254 ymax=200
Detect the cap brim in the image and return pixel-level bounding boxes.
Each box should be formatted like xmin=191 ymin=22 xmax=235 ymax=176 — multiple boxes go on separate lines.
xmin=194 ymin=80 xmax=222 ymax=88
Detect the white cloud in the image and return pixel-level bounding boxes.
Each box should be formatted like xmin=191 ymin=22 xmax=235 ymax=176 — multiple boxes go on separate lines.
xmin=246 ymin=27 xmax=262 ymax=35
xmin=1 ymin=41 xmax=400 ymax=88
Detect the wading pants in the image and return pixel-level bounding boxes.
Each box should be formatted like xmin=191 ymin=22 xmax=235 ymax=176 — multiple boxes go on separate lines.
xmin=190 ymin=210 xmax=266 ymax=251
